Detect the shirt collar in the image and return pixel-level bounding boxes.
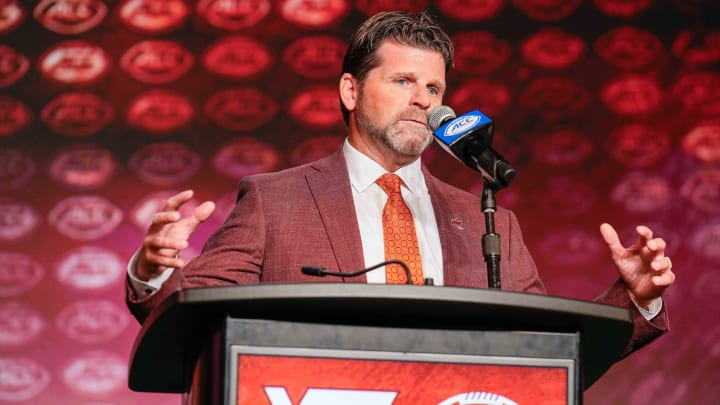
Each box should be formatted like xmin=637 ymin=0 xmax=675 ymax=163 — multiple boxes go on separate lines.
xmin=343 ymin=139 xmax=426 ymax=197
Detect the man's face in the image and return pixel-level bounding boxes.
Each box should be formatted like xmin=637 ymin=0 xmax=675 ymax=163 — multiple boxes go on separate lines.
xmin=353 ymin=41 xmax=446 ymax=161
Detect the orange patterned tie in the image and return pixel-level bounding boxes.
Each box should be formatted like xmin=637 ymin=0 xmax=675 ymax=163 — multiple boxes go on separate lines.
xmin=376 ymin=173 xmax=424 ymax=285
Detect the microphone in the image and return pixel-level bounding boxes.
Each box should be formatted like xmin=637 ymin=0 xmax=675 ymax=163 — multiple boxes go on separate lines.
xmin=428 ymin=106 xmax=516 ymax=189
xmin=302 ymin=261 xmax=433 ymax=285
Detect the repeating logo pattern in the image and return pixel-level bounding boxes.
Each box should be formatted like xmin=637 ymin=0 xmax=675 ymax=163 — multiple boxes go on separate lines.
xmin=0 ymin=1 xmax=716 ymax=404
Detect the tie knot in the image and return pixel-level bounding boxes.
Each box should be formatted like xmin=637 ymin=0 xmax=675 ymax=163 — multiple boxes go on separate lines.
xmin=376 ymin=173 xmax=403 ymax=196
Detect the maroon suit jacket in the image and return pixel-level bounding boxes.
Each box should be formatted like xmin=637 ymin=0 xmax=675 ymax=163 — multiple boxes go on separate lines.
xmin=127 ymin=149 xmax=667 ymax=357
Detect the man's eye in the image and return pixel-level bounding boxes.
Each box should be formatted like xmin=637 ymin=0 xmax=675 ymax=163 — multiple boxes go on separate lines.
xmin=396 ymin=78 xmax=408 ymax=85
xmin=429 ymin=87 xmax=439 ymax=95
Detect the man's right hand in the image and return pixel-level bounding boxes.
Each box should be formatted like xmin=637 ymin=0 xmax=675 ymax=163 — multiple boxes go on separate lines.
xmin=136 ymin=190 xmax=216 ymax=281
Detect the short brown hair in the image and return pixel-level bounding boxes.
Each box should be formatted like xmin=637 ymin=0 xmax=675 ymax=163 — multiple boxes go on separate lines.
xmin=340 ymin=11 xmax=454 ymax=124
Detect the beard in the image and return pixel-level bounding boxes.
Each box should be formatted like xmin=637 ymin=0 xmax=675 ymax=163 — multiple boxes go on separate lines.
xmin=356 ymin=103 xmax=433 ymax=158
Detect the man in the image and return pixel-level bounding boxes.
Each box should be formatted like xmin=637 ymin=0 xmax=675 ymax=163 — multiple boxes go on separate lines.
xmin=126 ymin=11 xmax=673 ymax=358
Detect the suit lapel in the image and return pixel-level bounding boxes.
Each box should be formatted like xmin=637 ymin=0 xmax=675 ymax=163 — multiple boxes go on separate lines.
xmin=424 ymin=168 xmax=487 ymax=288
xmin=306 ymin=150 xmax=367 ymax=282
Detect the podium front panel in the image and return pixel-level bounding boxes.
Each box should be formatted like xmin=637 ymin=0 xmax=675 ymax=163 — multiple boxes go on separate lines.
xmin=212 ymin=318 xmax=579 ymax=405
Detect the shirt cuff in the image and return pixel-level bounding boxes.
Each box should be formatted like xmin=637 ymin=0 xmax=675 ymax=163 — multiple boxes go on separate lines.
xmin=127 ymin=250 xmax=175 ymax=299
xmin=633 ymin=296 xmax=663 ymax=320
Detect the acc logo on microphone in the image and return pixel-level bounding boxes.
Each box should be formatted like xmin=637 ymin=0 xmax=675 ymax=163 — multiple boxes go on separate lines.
xmin=121 ymin=40 xmax=194 ymax=84
xmin=41 ymin=92 xmax=114 ymax=137
xmin=197 ymin=0 xmax=271 ymax=30
xmin=33 ymin=0 xmax=108 ymax=35
xmin=118 ymin=0 xmax=190 ymax=34
xmin=0 ymin=0 xmax=26 ymax=35
xmin=444 ymin=115 xmax=481 ymax=137
xmin=0 ymin=46 xmax=30 ymax=88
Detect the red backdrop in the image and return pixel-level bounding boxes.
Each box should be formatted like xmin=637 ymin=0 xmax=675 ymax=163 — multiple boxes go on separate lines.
xmin=1 ymin=0 xmax=719 ymax=403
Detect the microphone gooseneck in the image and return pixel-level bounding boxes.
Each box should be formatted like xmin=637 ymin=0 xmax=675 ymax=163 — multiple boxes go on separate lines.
xmin=302 ymin=260 xmax=425 ymax=285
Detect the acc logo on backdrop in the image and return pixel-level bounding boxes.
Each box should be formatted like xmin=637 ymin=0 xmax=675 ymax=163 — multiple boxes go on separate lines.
xmin=682 ymin=121 xmax=720 ymax=163
xmin=0 ymin=358 xmax=51 ymax=402
xmin=0 ymin=302 xmax=46 ymax=348
xmin=612 ymin=173 xmax=670 ymax=214
xmin=356 ymin=0 xmax=428 ymax=16
xmin=55 ymin=246 xmax=124 ymax=291
xmin=283 ymin=35 xmax=345 ymax=79
xmin=0 ymin=149 xmax=35 ymax=191
xmin=196 ymin=0 xmax=271 ymax=30
xmin=290 ymin=135 xmax=344 ymax=166
xmin=202 ymin=35 xmax=273 ymax=80
xmin=118 ymin=0 xmax=189 ymax=34
xmin=530 ymin=128 xmax=594 ymax=167
xmin=279 ymin=0 xmax=350 ymax=28
xmin=0 ymin=199 xmax=40 ymax=242
xmin=681 ymin=169 xmax=720 ymax=214
xmin=595 ymin=26 xmax=663 ymax=70
xmin=513 ymin=0 xmax=581 ymax=21
xmin=450 ymin=79 xmax=510 ymax=118
xmin=63 ymin=351 xmax=126 ymax=395
xmin=38 ymin=40 xmax=111 ymax=85
xmin=205 ymin=87 xmax=278 ymax=131
xmin=56 ymin=300 xmax=129 ymax=344
xmin=48 ymin=195 xmax=123 ymax=240
xmin=0 ymin=46 xmax=30 ymax=88
xmin=41 ymin=92 xmax=114 ymax=137
xmin=521 ymin=27 xmax=585 ymax=69
xmin=521 ymin=77 xmax=590 ymax=120
xmin=48 ymin=143 xmax=117 ymax=189
xmin=121 ymin=40 xmax=194 ymax=84
xmin=672 ymin=72 xmax=720 ymax=116
xmin=539 ymin=226 xmax=605 ymax=265
xmin=436 ymin=0 xmax=504 ymax=21
xmin=532 ymin=176 xmax=596 ymax=217
xmin=606 ymin=123 xmax=670 ymax=168
xmin=0 ymin=0 xmax=26 ymax=34
xmin=33 ymin=0 xmax=107 ymax=35
xmin=601 ymin=74 xmax=662 ymax=115
xmin=129 ymin=142 xmax=202 ymax=186
xmin=0 ymin=252 xmax=44 ymax=297
xmin=0 ymin=96 xmax=32 ymax=137
xmin=213 ymin=137 xmax=280 ymax=179
xmin=673 ymin=29 xmax=720 ymax=65
xmin=290 ymin=85 xmax=343 ymax=128
xmin=594 ymin=0 xmax=652 ymax=18
xmin=127 ymin=89 xmax=194 ymax=134
xmin=452 ymin=31 xmax=511 ymax=75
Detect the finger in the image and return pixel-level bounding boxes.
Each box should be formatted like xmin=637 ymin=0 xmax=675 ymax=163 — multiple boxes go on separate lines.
xmin=599 ymin=223 xmax=625 ymax=256
xmin=191 ymin=201 xmax=216 ymax=224
xmin=164 ymin=189 xmax=194 ymax=211
xmin=144 ymin=235 xmax=188 ymax=251
xmin=144 ymin=250 xmax=185 ymax=269
xmin=151 ymin=210 xmax=182 ymax=226
xmin=652 ymin=269 xmax=675 ymax=287
xmin=650 ymin=255 xmax=672 ymax=272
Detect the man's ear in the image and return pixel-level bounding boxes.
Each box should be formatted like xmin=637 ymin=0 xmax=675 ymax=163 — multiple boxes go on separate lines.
xmin=339 ymin=73 xmax=358 ymax=112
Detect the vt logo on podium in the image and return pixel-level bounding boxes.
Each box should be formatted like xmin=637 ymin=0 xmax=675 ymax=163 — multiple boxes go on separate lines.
xmin=264 ymin=387 xmax=519 ymax=405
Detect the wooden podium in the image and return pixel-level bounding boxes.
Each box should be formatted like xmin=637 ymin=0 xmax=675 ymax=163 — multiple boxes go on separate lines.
xmin=128 ymin=284 xmax=631 ymax=405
